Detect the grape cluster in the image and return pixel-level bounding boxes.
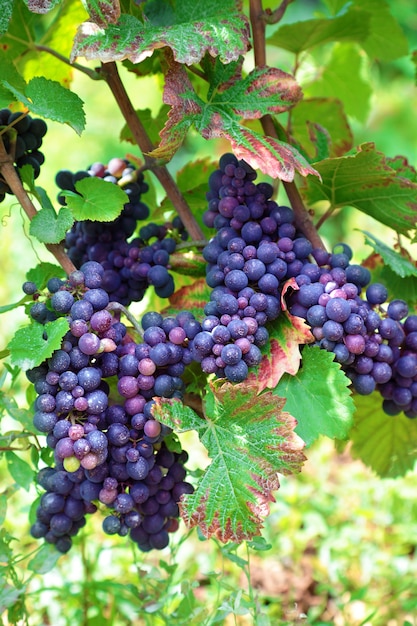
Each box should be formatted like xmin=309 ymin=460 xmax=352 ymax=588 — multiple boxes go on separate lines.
xmin=26 ymin=262 xmax=194 ymax=553
xmin=58 ymin=157 xmax=186 ymax=305
xmin=196 ymin=153 xmax=313 ymax=382
xmin=0 ymin=108 xmax=47 ymax=202
xmin=287 ymin=245 xmax=417 ymax=418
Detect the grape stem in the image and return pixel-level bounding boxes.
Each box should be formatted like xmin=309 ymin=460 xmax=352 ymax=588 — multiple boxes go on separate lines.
xmin=106 ymin=301 xmax=144 ymax=337
xmin=249 ymin=0 xmax=326 ymax=251
xmin=0 ymin=136 xmax=77 ymax=276
xmin=261 ymin=0 xmax=296 ymax=24
xmin=99 ymin=61 xmax=206 ymax=242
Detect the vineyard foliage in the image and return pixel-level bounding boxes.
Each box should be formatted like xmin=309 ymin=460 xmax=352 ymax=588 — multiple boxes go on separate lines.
xmin=0 ymin=0 xmax=416 ymax=593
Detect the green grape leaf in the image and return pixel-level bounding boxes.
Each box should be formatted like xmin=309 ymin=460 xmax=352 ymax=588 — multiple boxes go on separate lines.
xmin=21 ymin=2 xmax=88 ymax=87
xmin=266 ymin=8 xmax=370 ymax=54
xmin=250 ymin=311 xmax=314 ymax=393
xmin=153 ymin=383 xmax=306 ymax=542
xmin=379 ymin=266 xmax=417 ymax=311
xmin=28 ymin=543 xmax=62 ymax=573
xmin=0 ymin=62 xmax=26 ymax=108
xmin=274 ymin=346 xmax=355 ymax=447
xmin=0 ymin=297 xmax=29 ymax=315
xmin=24 ymin=0 xmax=61 ymax=13
xmin=349 ymin=393 xmax=417 ymax=477
xmin=63 ymin=176 xmax=128 ymax=221
xmin=169 ymin=252 xmax=207 ymax=278
xmin=361 ymin=231 xmax=417 ymax=278
xmin=72 ymin=1 xmax=250 ymax=66
xmin=301 ymin=143 xmax=417 ymax=238
xmin=26 ymin=262 xmax=66 ymax=290
xmin=7 ymin=318 xmax=69 ymax=370
xmin=82 ymin=0 xmax=120 ymax=26
xmin=162 ymin=278 xmax=209 ymax=318
xmin=120 ymin=106 xmax=170 ymax=146
xmin=385 ymin=155 xmax=417 ymax=183
xmin=3 ymin=76 xmax=85 ymax=134
xmin=0 ymin=494 xmax=7 ymax=526
xmin=175 ymin=157 xmax=216 ymax=192
xmin=290 ymin=97 xmax=353 ymax=159
xmin=0 ymin=393 xmax=33 ymax=430
xmin=352 ymin=0 xmax=408 ymax=61
xmin=5 ymin=451 xmax=34 ymax=491
xmin=0 ymin=0 xmax=13 ymax=38
xmin=305 ymin=44 xmax=372 ymax=123
xmin=29 ymin=206 xmax=74 ymax=244
xmin=150 ymin=60 xmax=318 ymax=182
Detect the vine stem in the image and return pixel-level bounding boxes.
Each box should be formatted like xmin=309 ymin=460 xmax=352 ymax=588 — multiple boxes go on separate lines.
xmin=99 ymin=61 xmax=205 ymax=242
xmin=249 ymin=0 xmax=326 ymax=251
xmin=0 ymin=137 xmax=77 ymax=275
xmin=106 ymin=301 xmax=144 ymax=337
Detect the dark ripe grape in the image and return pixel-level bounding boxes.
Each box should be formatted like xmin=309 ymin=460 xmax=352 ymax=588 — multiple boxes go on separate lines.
xmin=108 ymin=422 xmax=131 ymax=446
xmin=224 ymin=360 xmax=248 ymax=383
xmin=372 ymin=362 xmax=392 ymax=384
xmin=70 ymin=299 xmax=94 ymax=321
xmin=149 ymin=530 xmax=170 ymax=550
xmin=78 ymin=333 xmax=101 ymax=355
xmin=392 ymin=386 xmax=413 ymax=407
xmin=50 ymin=513 xmax=73 ymax=536
xmin=353 ymin=374 xmax=376 ymax=395
xmin=396 ymin=355 xmax=417 ymax=379
xmin=83 ymin=288 xmax=109 ymax=310
xmin=127 ymin=457 xmax=149 ymax=480
xmin=345 ymin=334 xmax=366 ymax=355
xmin=22 ymin=280 xmax=38 ymax=295
xmin=103 ymin=514 xmax=122 ymax=535
xmin=90 ymin=309 xmax=113 ymax=333
xmin=153 ymin=374 xmax=176 ymax=398
xmin=379 ymin=318 xmax=401 ymax=340
xmin=322 ymin=320 xmax=344 ymax=342
xmin=30 ymin=301 xmax=48 ymax=323
xmin=221 ymin=344 xmax=242 ymax=366
xmin=33 ymin=411 xmax=58 ymax=433
xmin=366 ymin=282 xmax=388 ymax=305
xmin=325 ymin=298 xmax=351 ymax=323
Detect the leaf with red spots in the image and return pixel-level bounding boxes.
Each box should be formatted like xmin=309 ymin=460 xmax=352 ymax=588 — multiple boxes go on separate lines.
xmin=82 ymin=0 xmax=120 ymax=27
xmin=249 ymin=312 xmax=314 ymax=393
xmin=153 ymin=382 xmax=306 ymax=542
xmin=71 ymin=0 xmax=250 ymax=66
xmin=301 ymin=142 xmax=417 ymax=238
xmin=149 ymin=59 xmax=319 ymax=181
xmin=24 ymin=0 xmax=61 ymax=14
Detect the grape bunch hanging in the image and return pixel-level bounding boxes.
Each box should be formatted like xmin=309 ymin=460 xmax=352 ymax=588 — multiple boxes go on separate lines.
xmin=23 ymin=151 xmax=417 ymax=556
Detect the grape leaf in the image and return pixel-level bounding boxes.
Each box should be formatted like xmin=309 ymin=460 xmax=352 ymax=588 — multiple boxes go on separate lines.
xmin=7 ymin=318 xmax=69 ymax=370
xmin=0 ymin=62 xmax=26 ymax=108
xmin=266 ymin=8 xmax=370 ymax=54
xmin=24 ymin=0 xmax=61 ymax=13
xmin=290 ymin=97 xmax=353 ymax=159
xmin=150 ymin=60 xmax=318 ymax=182
xmin=28 ymin=543 xmax=61 ymax=573
xmin=0 ymin=0 xmax=13 ymax=37
xmin=120 ymin=106 xmax=170 ymax=146
xmin=5 ymin=451 xmax=34 ymax=491
xmin=379 ymin=266 xmax=417 ymax=311
xmin=21 ymin=2 xmax=88 ymax=87
xmin=162 ymin=277 xmax=209 ymax=318
xmin=2 ymin=77 xmax=86 ymax=134
xmin=274 ymin=346 xmax=355 ymax=446
xmin=26 ymin=262 xmax=66 ymax=290
xmin=82 ymin=0 xmax=120 ymax=26
xmin=29 ymin=206 xmax=74 ymax=244
xmin=349 ymin=393 xmax=417 ymax=477
xmin=301 ymin=143 xmax=417 ymax=238
xmin=63 ymin=177 xmax=128 ymax=221
xmin=305 ymin=44 xmax=372 ymax=123
xmin=169 ymin=252 xmax=207 ymax=278
xmin=250 ymin=312 xmax=314 ymax=393
xmin=71 ymin=1 xmax=250 ymax=66
xmin=0 ymin=297 xmax=28 ymax=315
xmin=352 ymin=0 xmax=408 ymax=61
xmin=361 ymin=231 xmax=417 ymax=278
xmin=153 ymin=383 xmax=306 ymax=541
xmin=385 ymin=155 xmax=417 ymax=183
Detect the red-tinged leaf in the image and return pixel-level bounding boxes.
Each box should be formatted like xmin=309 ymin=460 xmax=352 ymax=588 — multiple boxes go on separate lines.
xmin=162 ymin=278 xmax=209 ymax=319
xmin=214 ymin=122 xmax=320 ymax=182
xmin=153 ymin=384 xmax=306 ymax=542
xmin=224 ymin=66 xmax=302 ymax=119
xmin=82 ymin=0 xmax=120 ymax=27
xmin=72 ymin=2 xmax=250 ymax=66
xmin=280 ymin=277 xmax=299 ymax=311
xmin=249 ymin=312 xmax=314 ymax=393
xmin=24 ymin=0 xmax=60 ymax=13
